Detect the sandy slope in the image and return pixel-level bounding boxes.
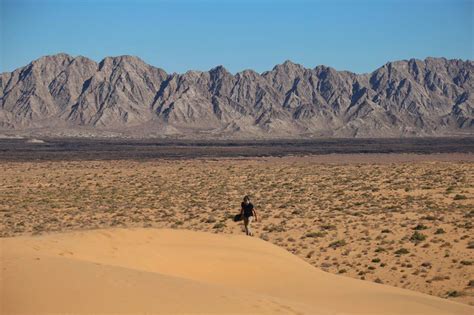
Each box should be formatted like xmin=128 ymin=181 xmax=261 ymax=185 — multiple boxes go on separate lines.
xmin=1 ymin=228 xmax=472 ymax=315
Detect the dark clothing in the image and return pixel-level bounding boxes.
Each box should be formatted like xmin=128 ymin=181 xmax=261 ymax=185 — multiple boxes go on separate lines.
xmin=241 ymin=202 xmax=254 ymax=218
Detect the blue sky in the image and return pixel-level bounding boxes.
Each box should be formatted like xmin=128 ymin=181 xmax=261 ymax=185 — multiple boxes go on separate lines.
xmin=1 ymin=0 xmax=472 ymax=74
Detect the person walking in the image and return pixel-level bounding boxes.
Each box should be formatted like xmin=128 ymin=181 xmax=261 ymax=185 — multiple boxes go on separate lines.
xmin=240 ymin=195 xmax=258 ymax=236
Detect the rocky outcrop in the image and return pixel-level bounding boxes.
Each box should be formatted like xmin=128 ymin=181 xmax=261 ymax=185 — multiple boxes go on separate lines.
xmin=0 ymin=53 xmax=472 ymax=138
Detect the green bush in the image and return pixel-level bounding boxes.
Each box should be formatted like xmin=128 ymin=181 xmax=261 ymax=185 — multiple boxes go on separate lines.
xmin=410 ymin=231 xmax=427 ymax=243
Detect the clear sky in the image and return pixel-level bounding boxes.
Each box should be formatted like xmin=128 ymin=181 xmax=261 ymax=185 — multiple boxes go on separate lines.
xmin=1 ymin=0 xmax=472 ymax=74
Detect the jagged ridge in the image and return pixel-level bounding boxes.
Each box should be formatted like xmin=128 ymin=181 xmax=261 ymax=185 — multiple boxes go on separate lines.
xmin=0 ymin=53 xmax=472 ymax=138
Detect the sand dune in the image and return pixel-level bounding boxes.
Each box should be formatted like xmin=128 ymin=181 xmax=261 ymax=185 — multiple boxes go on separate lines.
xmin=2 ymin=158 xmax=473 ymax=304
xmin=1 ymin=228 xmax=472 ymax=314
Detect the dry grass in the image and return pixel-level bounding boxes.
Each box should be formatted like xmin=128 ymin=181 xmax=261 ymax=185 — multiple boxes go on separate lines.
xmin=1 ymin=155 xmax=473 ymax=305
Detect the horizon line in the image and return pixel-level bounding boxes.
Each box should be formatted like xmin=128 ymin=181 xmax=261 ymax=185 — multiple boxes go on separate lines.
xmin=2 ymin=52 xmax=473 ymax=76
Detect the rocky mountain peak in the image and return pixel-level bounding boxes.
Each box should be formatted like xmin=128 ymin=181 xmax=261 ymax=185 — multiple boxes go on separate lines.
xmin=0 ymin=54 xmax=472 ymax=138
xmin=98 ymin=55 xmax=152 ymax=71
xmin=271 ymin=60 xmax=305 ymax=73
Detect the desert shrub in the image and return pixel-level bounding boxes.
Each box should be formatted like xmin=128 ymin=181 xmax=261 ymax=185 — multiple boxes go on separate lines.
xmin=329 ymin=239 xmax=347 ymax=249
xmin=321 ymin=224 xmax=336 ymax=230
xmin=460 ymin=260 xmax=473 ymax=266
xmin=371 ymin=258 xmax=381 ymax=263
xmin=434 ymin=228 xmax=445 ymax=234
xmin=432 ymin=275 xmax=449 ymax=281
xmin=205 ymin=216 xmax=217 ymax=223
xmin=453 ymin=194 xmax=467 ymax=200
xmin=446 ymin=290 xmax=462 ymax=297
xmin=213 ymin=222 xmax=225 ymax=229
xmin=320 ymin=262 xmax=332 ymax=268
xmin=445 ymin=186 xmax=455 ymax=193
xmin=413 ymin=224 xmax=428 ymax=230
xmin=263 ymin=224 xmax=285 ymax=233
xmin=306 ymin=231 xmax=326 ymax=238
xmin=291 ymin=209 xmax=303 ymax=215
xmin=394 ymin=248 xmax=410 ymax=255
xmin=421 ymin=262 xmax=432 ymax=268
xmin=410 ymin=231 xmax=427 ymax=243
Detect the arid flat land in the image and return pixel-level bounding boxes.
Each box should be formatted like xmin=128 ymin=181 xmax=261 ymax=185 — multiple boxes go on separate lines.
xmin=1 ymin=151 xmax=473 ymax=305
xmin=0 ymin=137 xmax=473 ymax=161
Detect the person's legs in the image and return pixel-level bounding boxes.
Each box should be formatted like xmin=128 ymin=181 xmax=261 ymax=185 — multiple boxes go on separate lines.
xmin=246 ymin=216 xmax=253 ymax=236
xmin=243 ymin=217 xmax=249 ymax=235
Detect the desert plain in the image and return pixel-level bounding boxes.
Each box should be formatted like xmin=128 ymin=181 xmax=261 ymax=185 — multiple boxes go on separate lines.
xmin=1 ymin=143 xmax=473 ymax=314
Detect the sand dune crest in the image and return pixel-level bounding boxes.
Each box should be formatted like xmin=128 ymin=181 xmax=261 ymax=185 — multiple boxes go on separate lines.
xmin=1 ymin=228 xmax=472 ymax=314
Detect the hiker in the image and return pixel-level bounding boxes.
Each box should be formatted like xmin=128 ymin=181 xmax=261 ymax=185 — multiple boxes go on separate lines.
xmin=240 ymin=195 xmax=258 ymax=236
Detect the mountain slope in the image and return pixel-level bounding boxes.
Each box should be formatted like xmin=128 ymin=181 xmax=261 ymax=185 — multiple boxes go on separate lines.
xmin=0 ymin=54 xmax=472 ymax=138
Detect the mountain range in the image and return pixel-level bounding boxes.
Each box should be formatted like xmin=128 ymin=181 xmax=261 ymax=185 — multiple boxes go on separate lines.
xmin=0 ymin=53 xmax=472 ymax=138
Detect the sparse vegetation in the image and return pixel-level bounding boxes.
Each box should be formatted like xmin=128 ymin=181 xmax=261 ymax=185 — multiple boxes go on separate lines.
xmin=1 ymin=156 xmax=472 ymax=305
